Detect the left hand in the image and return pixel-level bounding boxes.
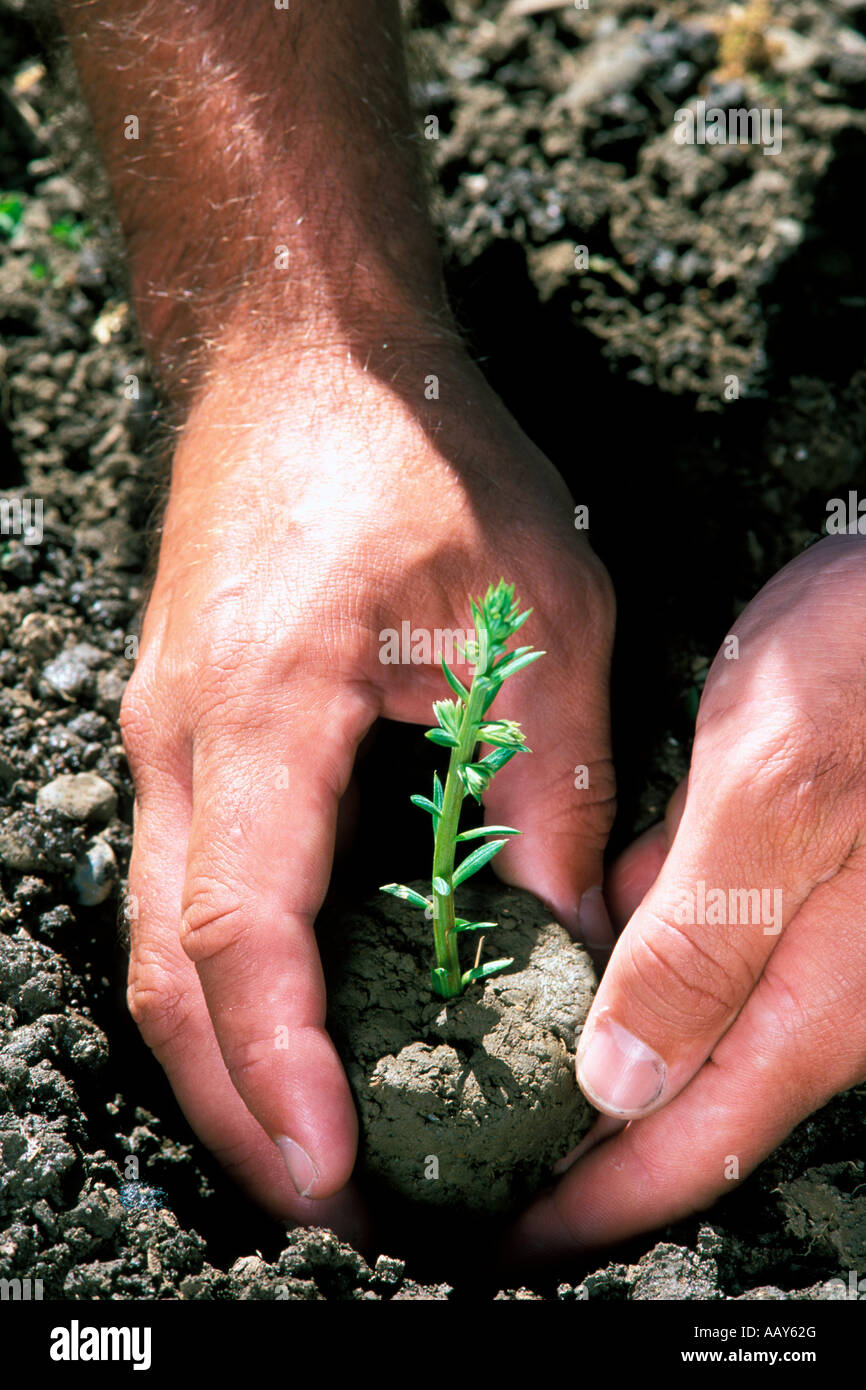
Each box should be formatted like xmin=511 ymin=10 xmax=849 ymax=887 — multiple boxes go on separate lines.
xmin=508 ymin=533 xmax=866 ymax=1258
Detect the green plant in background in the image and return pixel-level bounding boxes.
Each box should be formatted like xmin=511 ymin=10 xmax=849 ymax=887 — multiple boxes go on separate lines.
xmin=50 ymin=216 xmax=92 ymax=249
xmin=0 ymin=193 xmax=24 ymax=238
xmin=381 ymin=580 xmax=544 ymax=999
xmin=0 ymin=194 xmax=92 ymax=269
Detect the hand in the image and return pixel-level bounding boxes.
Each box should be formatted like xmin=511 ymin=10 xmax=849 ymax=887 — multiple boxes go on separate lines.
xmin=120 ymin=341 xmax=616 ymax=1228
xmin=508 ymin=533 xmax=866 ymax=1258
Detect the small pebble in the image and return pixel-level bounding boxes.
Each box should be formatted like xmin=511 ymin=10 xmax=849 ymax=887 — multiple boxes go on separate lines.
xmin=42 ymin=642 xmax=105 ymax=700
xmin=13 ymin=612 xmax=65 ymax=665
xmin=73 ymin=836 xmax=117 ymax=905
xmin=37 ymin=772 xmax=117 ymax=823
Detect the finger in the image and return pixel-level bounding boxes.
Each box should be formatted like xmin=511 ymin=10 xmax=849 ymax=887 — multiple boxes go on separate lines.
xmin=551 ymin=1113 xmax=625 ymax=1174
xmin=335 ymin=771 xmax=360 ymax=859
xmin=127 ymin=768 xmax=368 ymax=1234
xmin=573 ymin=727 xmax=853 ymax=1119
xmin=607 ymin=779 xmax=687 ymax=928
xmin=606 ymin=824 xmax=667 ymax=932
xmin=507 ymin=851 xmax=866 ymax=1258
xmin=484 ymin=568 xmax=617 ymax=949
xmin=180 ymin=680 xmax=377 ymax=1199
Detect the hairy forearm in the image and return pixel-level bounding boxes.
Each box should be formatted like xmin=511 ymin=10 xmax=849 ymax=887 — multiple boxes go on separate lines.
xmin=59 ymin=0 xmax=455 ymax=398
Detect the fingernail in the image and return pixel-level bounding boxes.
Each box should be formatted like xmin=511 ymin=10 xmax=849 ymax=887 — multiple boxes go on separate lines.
xmin=275 ymin=1136 xmax=319 ymax=1197
xmin=577 ymin=1016 xmax=665 ymax=1115
xmin=576 ymin=886 xmax=615 ymax=950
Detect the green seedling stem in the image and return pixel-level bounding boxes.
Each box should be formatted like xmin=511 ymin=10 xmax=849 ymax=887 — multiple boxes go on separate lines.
xmin=381 ymin=580 xmax=545 ymax=999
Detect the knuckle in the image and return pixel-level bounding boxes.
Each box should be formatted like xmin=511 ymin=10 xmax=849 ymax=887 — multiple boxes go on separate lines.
xmin=223 ymin=1031 xmax=281 ymax=1092
xmin=750 ymin=725 xmax=821 ymax=806
xmin=584 ymin=552 xmax=617 ymax=630
xmin=557 ymin=546 xmax=616 ymax=646
xmin=628 ymin=913 xmax=745 ymax=1036
xmin=567 ymin=780 xmax=617 ymax=853
xmin=580 ymin=757 xmax=618 ymax=833
xmin=697 ymin=691 xmax=866 ymax=878
xmin=189 ymin=647 xmax=259 ymax=720
xmin=119 ymin=678 xmax=184 ymax=792
xmin=127 ymin=958 xmax=193 ymax=1051
xmin=744 ymin=717 xmax=863 ymax=869
xmin=180 ymin=881 xmax=250 ymax=963
xmin=566 ymin=553 xmax=616 ymax=648
xmin=119 ymin=680 xmax=156 ymax=762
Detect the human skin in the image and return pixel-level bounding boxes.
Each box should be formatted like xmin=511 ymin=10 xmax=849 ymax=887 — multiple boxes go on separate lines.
xmin=58 ymin=1 xmax=865 ymax=1253
xmin=509 ymin=534 xmax=866 ymax=1259
xmin=58 ymin=0 xmax=616 ymax=1232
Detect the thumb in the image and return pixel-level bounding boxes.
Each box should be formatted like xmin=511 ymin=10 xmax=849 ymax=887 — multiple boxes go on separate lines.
xmin=574 ymin=757 xmax=805 ymax=1119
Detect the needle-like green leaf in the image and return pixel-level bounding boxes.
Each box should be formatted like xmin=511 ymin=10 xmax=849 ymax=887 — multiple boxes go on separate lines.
xmin=491 ymin=649 xmax=546 ymax=681
xmin=494 ymin=645 xmax=533 ymax=666
xmin=453 ymin=837 xmax=508 ymax=887
xmin=479 ymin=746 xmax=520 ymax=774
xmin=461 ymin=957 xmax=514 ymax=987
xmin=380 ymin=883 xmax=430 ymax=911
xmin=455 ymin=824 xmax=520 ymax=841
xmin=425 ymin=728 xmax=459 ymax=749
xmin=441 ymin=659 xmax=469 ymax=702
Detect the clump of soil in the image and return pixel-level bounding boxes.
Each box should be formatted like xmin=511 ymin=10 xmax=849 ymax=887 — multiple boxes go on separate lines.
xmin=325 ymin=882 xmax=596 ymax=1213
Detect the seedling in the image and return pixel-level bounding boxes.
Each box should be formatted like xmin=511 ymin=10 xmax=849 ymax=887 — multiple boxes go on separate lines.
xmin=381 ymin=580 xmax=544 ymax=999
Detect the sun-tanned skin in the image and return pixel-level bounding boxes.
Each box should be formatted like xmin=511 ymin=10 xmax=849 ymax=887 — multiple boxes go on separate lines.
xmin=59 ymin=0 xmax=866 ymax=1257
